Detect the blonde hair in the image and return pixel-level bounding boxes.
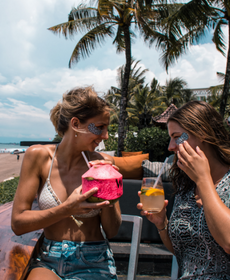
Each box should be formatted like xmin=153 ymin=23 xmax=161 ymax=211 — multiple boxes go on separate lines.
xmin=50 ymin=86 xmax=110 ymax=137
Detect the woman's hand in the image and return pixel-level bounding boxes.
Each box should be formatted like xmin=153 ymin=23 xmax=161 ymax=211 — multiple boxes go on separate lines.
xmin=137 ymin=192 xmax=174 ymax=254
xmin=177 ymin=141 xmax=211 ymax=185
xmin=64 ymin=186 xmax=110 ymax=216
xmin=89 ymin=160 xmax=119 ymax=171
xmin=137 ymin=191 xmax=168 ymax=229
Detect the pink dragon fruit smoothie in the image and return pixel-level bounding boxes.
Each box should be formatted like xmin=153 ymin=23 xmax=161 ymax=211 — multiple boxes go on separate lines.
xmin=82 ymin=164 xmax=123 ymax=204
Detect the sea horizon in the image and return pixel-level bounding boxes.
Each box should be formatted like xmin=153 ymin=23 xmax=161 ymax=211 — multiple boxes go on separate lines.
xmin=0 ymin=143 xmax=29 ymax=149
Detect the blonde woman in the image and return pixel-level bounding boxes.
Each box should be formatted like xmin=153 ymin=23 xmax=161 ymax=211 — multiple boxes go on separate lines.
xmin=12 ymin=86 xmax=121 ymax=280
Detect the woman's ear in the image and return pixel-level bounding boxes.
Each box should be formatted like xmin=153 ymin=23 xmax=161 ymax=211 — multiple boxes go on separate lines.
xmin=199 ymin=136 xmax=205 ymax=143
xmin=70 ymin=117 xmax=80 ymax=132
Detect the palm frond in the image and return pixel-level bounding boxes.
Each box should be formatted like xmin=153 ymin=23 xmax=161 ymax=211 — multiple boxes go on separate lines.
xmin=212 ymin=19 xmax=227 ymax=56
xmin=69 ymin=23 xmax=115 ymax=67
xmin=48 ymin=5 xmax=100 ymax=38
xmin=98 ymin=0 xmax=114 ymax=16
xmin=112 ymin=25 xmax=126 ymax=52
xmin=216 ymin=71 xmax=225 ymax=82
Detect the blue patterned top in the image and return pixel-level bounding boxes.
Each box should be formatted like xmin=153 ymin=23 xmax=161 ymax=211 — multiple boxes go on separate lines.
xmin=168 ymin=170 xmax=230 ymax=279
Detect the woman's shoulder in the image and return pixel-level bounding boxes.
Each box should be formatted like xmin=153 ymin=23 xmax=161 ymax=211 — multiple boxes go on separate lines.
xmin=24 ymin=144 xmax=56 ymax=163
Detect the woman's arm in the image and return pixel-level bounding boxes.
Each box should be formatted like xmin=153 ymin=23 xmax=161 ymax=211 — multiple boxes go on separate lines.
xmin=177 ymin=141 xmax=230 ymax=254
xmin=11 ymin=146 xmax=110 ymax=235
xmin=100 ymin=201 xmax=122 ymax=239
xmin=11 ymin=146 xmax=65 ymax=234
xmin=137 ymin=199 xmax=174 ymax=253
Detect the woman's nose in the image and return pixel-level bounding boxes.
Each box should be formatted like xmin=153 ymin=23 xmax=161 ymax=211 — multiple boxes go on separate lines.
xmin=168 ymin=139 xmax=177 ymax=152
xmin=101 ymin=129 xmax=109 ymax=140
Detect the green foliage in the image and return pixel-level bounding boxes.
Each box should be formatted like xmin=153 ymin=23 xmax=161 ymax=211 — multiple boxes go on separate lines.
xmin=104 ymin=124 xmax=118 ymax=155
xmin=0 ymin=177 xmax=19 ymax=204
xmin=108 ymin=124 xmax=118 ymax=133
xmin=124 ymin=127 xmax=171 ymax=162
xmin=128 ymin=125 xmax=138 ymax=132
xmin=105 ymin=125 xmax=170 ymax=161
xmin=52 ymin=134 xmax=62 ymax=142
xmin=104 ymin=136 xmax=118 ymax=155
xmin=104 ymin=59 xmax=149 ymax=127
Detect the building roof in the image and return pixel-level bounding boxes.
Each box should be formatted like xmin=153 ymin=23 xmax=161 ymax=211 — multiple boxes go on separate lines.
xmin=152 ymin=104 xmax=178 ymax=124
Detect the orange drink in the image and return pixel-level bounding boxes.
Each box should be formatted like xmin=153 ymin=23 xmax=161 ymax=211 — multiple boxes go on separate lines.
xmin=140 ymin=177 xmax=165 ymax=213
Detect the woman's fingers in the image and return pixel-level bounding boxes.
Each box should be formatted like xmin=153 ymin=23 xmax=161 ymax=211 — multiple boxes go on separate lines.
xmin=89 ymin=160 xmax=113 ymax=166
xmin=89 ymin=160 xmax=119 ymax=171
xmin=81 ymin=200 xmax=110 ymax=209
xmin=80 ymin=188 xmax=109 ymax=206
xmin=80 ymin=187 xmax=98 ymax=199
xmin=196 ymin=145 xmax=206 ymax=158
xmin=163 ymin=200 xmax=169 ymax=208
xmin=112 ymin=164 xmax=119 ymax=171
xmin=137 ymin=200 xmax=168 ymax=214
xmin=137 ymin=202 xmax=143 ymax=210
xmin=177 ymin=141 xmax=199 ymax=169
xmin=183 ymin=141 xmax=196 ymax=156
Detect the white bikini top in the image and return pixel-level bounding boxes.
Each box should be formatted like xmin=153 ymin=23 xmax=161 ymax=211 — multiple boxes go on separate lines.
xmin=38 ymin=145 xmax=101 ymax=219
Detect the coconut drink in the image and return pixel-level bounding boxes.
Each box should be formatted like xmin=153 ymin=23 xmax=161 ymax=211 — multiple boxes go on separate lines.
xmin=82 ymin=164 xmax=123 ymax=204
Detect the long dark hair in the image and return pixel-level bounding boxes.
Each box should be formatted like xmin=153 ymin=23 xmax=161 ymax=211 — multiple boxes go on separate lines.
xmin=167 ymin=100 xmax=230 ymax=194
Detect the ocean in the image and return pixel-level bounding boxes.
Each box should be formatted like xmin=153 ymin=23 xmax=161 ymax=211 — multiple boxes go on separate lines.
xmin=0 ymin=143 xmax=29 ymax=150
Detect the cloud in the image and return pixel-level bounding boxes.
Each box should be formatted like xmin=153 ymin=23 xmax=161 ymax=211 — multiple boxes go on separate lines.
xmin=0 ymin=98 xmax=55 ymax=139
xmin=0 ymin=67 xmax=118 ymax=140
xmin=131 ymin=25 xmax=228 ymax=88
xmin=0 ymin=0 xmax=229 ymax=142
xmin=0 ymin=67 xmax=118 ymax=99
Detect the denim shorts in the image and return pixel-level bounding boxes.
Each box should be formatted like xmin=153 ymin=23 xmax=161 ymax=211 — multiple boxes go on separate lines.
xmin=28 ymin=237 xmax=117 ymax=280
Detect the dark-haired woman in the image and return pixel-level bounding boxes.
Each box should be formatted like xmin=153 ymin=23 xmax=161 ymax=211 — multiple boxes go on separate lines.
xmin=137 ymin=101 xmax=230 ymax=279
xmin=11 ymin=86 xmax=121 ymax=280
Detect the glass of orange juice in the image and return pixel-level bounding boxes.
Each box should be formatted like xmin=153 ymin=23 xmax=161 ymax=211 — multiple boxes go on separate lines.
xmin=140 ymin=177 xmax=165 ymax=213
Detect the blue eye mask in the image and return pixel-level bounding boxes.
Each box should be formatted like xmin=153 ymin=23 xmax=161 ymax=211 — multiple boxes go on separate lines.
xmin=88 ymin=123 xmax=103 ymax=135
xmin=175 ymin=132 xmax=189 ymax=145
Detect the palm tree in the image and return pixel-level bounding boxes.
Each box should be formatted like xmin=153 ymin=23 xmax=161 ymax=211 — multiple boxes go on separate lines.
xmin=104 ymin=87 xmax=120 ymax=124
xmin=206 ymin=72 xmax=230 ymax=116
xmin=128 ymin=85 xmax=156 ymax=129
xmin=104 ymin=59 xmax=149 ymax=128
xmin=155 ymin=77 xmax=192 ymax=109
xmin=163 ymin=0 xmax=230 ymax=117
xmin=207 ymin=85 xmax=223 ymax=111
xmin=180 ymin=88 xmax=196 ymax=104
xmin=48 ymin=0 xmax=183 ymax=155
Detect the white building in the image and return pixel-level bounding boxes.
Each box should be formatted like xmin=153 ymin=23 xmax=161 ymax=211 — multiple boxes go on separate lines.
xmin=191 ymin=88 xmax=211 ymax=100
xmin=191 ymin=86 xmax=223 ymax=100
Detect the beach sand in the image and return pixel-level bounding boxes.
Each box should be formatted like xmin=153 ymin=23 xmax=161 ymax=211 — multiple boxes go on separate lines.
xmin=0 ymin=153 xmax=25 ymax=183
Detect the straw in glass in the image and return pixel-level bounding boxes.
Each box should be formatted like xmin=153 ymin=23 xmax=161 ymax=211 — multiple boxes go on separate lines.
xmin=153 ymin=157 xmax=169 ymax=189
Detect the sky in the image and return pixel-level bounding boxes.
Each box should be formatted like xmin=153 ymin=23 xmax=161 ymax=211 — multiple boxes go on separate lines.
xmin=0 ymin=0 xmax=228 ymax=143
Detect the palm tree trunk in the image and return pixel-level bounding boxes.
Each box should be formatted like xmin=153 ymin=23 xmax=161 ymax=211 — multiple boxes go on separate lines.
xmin=117 ymin=24 xmax=131 ymax=156
xmin=220 ymin=22 xmax=230 ymax=118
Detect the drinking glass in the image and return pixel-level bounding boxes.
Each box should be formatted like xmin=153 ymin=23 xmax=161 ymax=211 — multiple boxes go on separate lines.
xmin=140 ymin=177 xmax=165 ymax=213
